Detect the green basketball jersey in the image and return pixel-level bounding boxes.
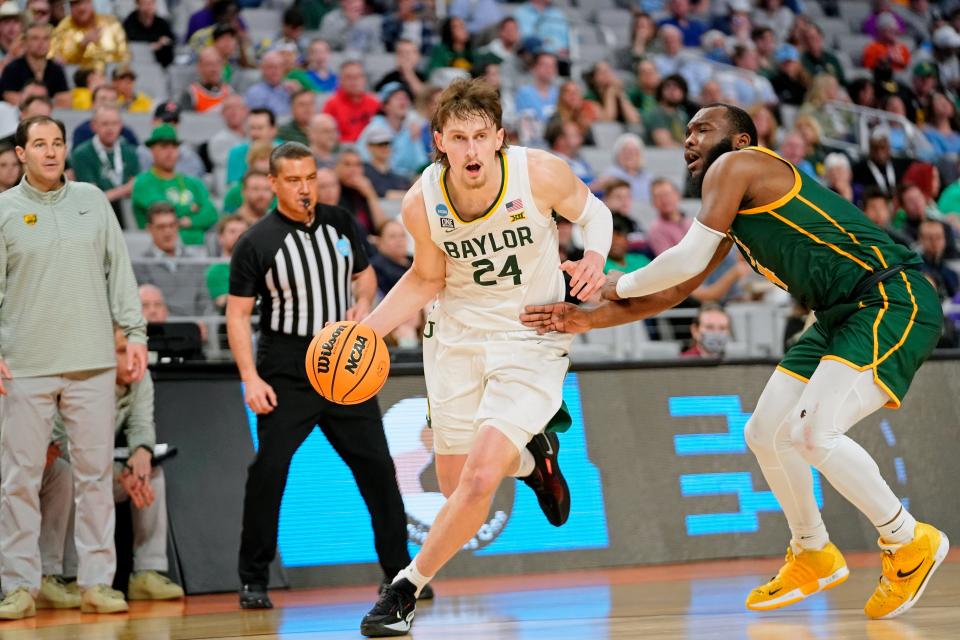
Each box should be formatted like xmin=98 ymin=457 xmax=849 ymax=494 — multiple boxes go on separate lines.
xmin=728 ymin=147 xmax=921 ymax=310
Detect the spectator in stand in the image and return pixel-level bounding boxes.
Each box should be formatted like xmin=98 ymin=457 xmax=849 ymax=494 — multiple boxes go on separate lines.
xmin=319 ymin=0 xmax=382 ymax=54
xmin=0 ymin=1 xmax=24 ymax=73
xmin=322 ymin=60 xmax=380 ymax=143
xmin=798 ymin=73 xmax=852 ymax=142
xmin=893 ymin=182 xmax=935 ymax=243
xmin=794 ymin=114 xmax=826 ymax=177
xmin=602 ymin=179 xmax=634 ymax=221
xmin=0 ymin=142 xmax=19 ymax=191
xmin=862 ymin=186 xmax=913 ymax=247
xmin=770 ymin=43 xmax=808 ymax=107
xmin=72 ymin=85 xmax=139 ymax=149
xmin=647 ymin=177 xmax=691 ymax=255
xmin=515 ymin=0 xmax=570 ymax=59
xmin=902 ymin=161 xmax=943 ymax=213
xmin=906 ymin=61 xmax=937 ymax=127
xmin=651 ymin=24 xmax=711 ymax=99
xmin=308 ymin=112 xmax=339 ymax=167
xmin=923 ymin=91 xmax=960 ymax=157
xmin=852 ymin=129 xmax=912 ymax=197
xmin=383 ymin=0 xmax=435 ymax=54
xmin=658 ymin=0 xmax=707 ymax=48
xmin=644 ymin=74 xmax=691 ymax=148
xmin=245 ymin=51 xmax=292 ymax=117
xmin=133 ymin=203 xmax=213 ymax=318
xmin=335 ymin=147 xmax=386 ymax=236
xmin=234 ymin=170 xmax=273 ymax=226
xmin=918 ymin=218 xmax=959 ymax=298
xmin=700 ymin=80 xmax=730 ymax=107
xmin=584 ymin=61 xmax=641 ymax=127
xmin=848 ymin=77 xmax=878 ymax=109
xmin=71 ymin=67 xmax=103 ymax=110
xmin=186 ymin=0 xmax=248 ymax=43
xmin=862 ymin=0 xmax=906 ymax=38
xmin=799 ymin=24 xmax=846 ymax=86
xmin=544 ymin=118 xmax=593 ymax=184
xmin=391 ymin=83 xmax=439 ymax=178
xmin=629 ymin=60 xmax=660 ymax=117
xmin=778 ymin=130 xmax=817 ymax=176
xmin=223 ymin=141 xmax=272 ymax=213
xmin=206 ymin=215 xmax=250 ymax=312
xmin=226 ymin=107 xmax=277 ymax=184
xmin=316 ymin=165 xmax=341 ymax=206
xmin=880 ymin=94 xmax=911 ymax=154
xmin=276 ymin=89 xmax=315 ymax=146
xmin=476 ymin=59 xmax=516 ymax=131
xmin=749 ymin=104 xmax=781 ymax=148
xmin=49 ymin=0 xmax=129 ymax=69
xmin=136 ymin=100 xmax=205 ymax=179
xmin=0 ymin=23 xmax=69 ymax=108
xmin=26 ymin=0 xmax=51 ymax=26
xmin=548 ymin=80 xmax=598 ymax=141
xmin=303 ymin=38 xmax=337 ymax=93
xmin=132 ymin=125 xmax=217 ymax=245
xmin=722 ymin=43 xmax=777 ymax=109
xmin=112 ymin=66 xmax=152 ymax=113
xmin=449 ymin=0 xmax=502 ymax=38
xmin=375 ymin=38 xmax=426 ymax=99
xmin=479 ymin=16 xmax=522 ymax=93
xmin=514 ymin=51 xmax=559 ymax=130
xmin=71 ymin=105 xmax=141 ymax=225
xmin=210 ymin=23 xmax=254 ymax=79
xmin=208 ymin=93 xmax=246 ymax=186
xmin=356 ymin=82 xmax=413 ymax=163
xmin=139 ymin=284 xmax=168 ymax=324
xmin=751 ymin=26 xmax=777 ymax=76
xmin=863 ymin=12 xmax=911 ymax=72
xmin=370 ymin=219 xmax=420 ymax=348
xmin=682 ymin=303 xmax=733 ymax=358
xmin=593 ymin=133 xmax=653 ymax=209
xmin=180 ymin=47 xmax=233 ymax=113
xmin=752 ymin=0 xmax=794 ymax=42
xmin=617 ymin=12 xmax=657 ymax=73
xmin=362 ymin=123 xmax=411 ymax=199
xmin=427 ymin=16 xmax=475 ymax=75
xmin=604 ymin=212 xmax=650 ymax=274
xmin=122 ymin=0 xmax=174 ymax=68
xmin=264 ymin=7 xmax=308 ymax=59
xmin=923 ymin=25 xmax=960 ymax=93
xmin=823 ymin=152 xmax=859 ymax=204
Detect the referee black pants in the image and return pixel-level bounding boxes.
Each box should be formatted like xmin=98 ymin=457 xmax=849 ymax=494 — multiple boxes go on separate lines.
xmin=238 ymin=333 xmax=411 ymax=586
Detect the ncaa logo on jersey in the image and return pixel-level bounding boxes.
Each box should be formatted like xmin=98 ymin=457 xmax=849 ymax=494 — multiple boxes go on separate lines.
xmin=435 ymin=204 xmax=449 ymax=217
xmin=440 ymin=217 xmax=455 ymax=230
xmin=336 ymin=237 xmax=352 ymax=256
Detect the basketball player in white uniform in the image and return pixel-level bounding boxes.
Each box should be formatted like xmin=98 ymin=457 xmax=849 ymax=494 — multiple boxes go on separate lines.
xmin=358 ymin=79 xmax=612 ymax=637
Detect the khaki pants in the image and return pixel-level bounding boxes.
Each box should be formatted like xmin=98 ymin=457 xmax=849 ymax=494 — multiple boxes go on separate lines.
xmin=0 ymin=369 xmax=116 ymax=594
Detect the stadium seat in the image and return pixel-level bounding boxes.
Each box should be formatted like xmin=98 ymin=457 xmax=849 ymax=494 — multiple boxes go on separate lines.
xmin=180 ymin=112 xmax=224 ymax=145
xmin=593 ymin=8 xmax=631 ymax=46
xmin=129 ymin=42 xmax=156 ymax=64
xmin=644 ymin=148 xmax=687 ymax=191
xmin=124 ymin=231 xmax=153 ymax=256
xmin=244 ymin=8 xmax=282 ymax=40
xmin=838 ymin=2 xmax=873 ymax=31
xmin=590 ymin=121 xmax=625 ymax=149
xmin=577 ymin=43 xmax=609 ymax=69
xmin=581 ymin=146 xmax=613 ymax=176
xmin=132 ymin=61 xmax=169 ymax=103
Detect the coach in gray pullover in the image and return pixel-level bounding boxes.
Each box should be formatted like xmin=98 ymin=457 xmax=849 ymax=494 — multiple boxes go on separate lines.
xmin=0 ymin=115 xmax=147 ymax=620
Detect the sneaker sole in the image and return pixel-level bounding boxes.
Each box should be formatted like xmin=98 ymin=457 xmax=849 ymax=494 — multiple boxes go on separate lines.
xmin=80 ymin=602 xmax=129 ymax=614
xmin=746 ymin=565 xmax=850 ymax=611
xmin=869 ymin=530 xmax=950 ymax=620
xmin=360 ymin=612 xmax=415 ymax=637
xmin=36 ymin=599 xmax=81 ymax=609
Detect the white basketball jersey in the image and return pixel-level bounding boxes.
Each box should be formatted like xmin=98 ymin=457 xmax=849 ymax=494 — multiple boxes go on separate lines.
xmin=420 ymin=146 xmax=565 ymax=331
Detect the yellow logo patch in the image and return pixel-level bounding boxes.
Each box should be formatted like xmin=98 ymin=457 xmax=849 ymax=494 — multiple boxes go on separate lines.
xmin=510 ymin=212 xmax=525 ymax=223
xmin=23 ymin=213 xmax=37 ymax=226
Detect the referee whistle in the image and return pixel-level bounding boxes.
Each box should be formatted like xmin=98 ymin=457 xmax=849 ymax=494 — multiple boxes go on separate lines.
xmin=301 ymin=198 xmax=311 ymax=211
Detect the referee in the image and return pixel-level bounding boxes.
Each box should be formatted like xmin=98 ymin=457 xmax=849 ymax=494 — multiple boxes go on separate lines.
xmin=226 ymin=142 xmax=419 ymax=609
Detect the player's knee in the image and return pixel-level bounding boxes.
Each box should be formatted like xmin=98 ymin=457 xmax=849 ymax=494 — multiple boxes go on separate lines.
xmin=787 ymin=403 xmax=838 ymax=465
xmin=456 ymin=466 xmax=502 ymax=503
xmin=744 ymin=414 xmax=777 ymax=455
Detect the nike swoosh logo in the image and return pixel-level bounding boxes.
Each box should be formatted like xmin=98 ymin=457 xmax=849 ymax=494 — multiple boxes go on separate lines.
xmin=897 ymin=561 xmax=925 ymax=578
xmin=79 ymin=210 xmax=89 ymax=215
xmin=769 ymin=587 xmax=782 ymax=595
xmin=800 ymin=535 xmax=814 ymax=539
xmin=891 ymin=522 xmax=904 ymax=534
xmin=543 ymin=440 xmax=554 ymax=456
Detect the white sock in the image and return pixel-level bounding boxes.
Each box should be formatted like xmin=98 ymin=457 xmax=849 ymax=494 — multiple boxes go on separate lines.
xmin=392 ymin=560 xmax=432 ymax=597
xmin=512 ymin=448 xmax=535 ymax=478
xmin=790 ymin=520 xmax=830 ymax=553
xmin=876 ymin=506 xmax=917 ymax=546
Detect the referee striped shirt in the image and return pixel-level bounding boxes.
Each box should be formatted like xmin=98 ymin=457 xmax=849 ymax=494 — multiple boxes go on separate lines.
xmin=229 ymin=205 xmax=369 ymax=337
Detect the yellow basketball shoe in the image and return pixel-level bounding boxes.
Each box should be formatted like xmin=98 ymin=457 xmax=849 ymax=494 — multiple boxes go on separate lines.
xmin=864 ymin=522 xmax=949 ymax=619
xmin=746 ymin=542 xmax=849 ymax=611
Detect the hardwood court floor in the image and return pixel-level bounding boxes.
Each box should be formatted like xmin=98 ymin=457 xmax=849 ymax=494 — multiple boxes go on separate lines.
xmin=1 ymin=550 xmax=957 ymax=640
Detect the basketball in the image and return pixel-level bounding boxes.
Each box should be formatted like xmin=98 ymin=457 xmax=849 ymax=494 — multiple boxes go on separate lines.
xmin=304 ymin=321 xmax=390 ymax=404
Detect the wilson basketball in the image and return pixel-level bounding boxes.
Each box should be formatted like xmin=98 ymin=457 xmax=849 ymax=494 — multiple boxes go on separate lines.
xmin=305 ymin=321 xmax=390 ymax=404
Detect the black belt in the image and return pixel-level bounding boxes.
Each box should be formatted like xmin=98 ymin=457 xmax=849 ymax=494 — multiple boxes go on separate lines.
xmin=846 ymin=264 xmax=916 ymax=303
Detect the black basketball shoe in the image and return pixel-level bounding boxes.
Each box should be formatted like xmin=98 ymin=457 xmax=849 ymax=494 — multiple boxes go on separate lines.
xmin=379 ymin=578 xmax=434 ymax=600
xmin=521 ymin=432 xmax=570 ymax=526
xmin=361 ymin=578 xmax=417 ymax=637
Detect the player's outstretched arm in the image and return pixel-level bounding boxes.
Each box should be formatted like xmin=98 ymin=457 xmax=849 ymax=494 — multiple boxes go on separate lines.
xmin=610 ymin=153 xmax=749 ymax=301
xmin=528 ymin=149 xmax=612 ymax=301
xmin=363 ymin=182 xmax=446 ymax=337
xmin=522 ymin=238 xmax=732 ymax=334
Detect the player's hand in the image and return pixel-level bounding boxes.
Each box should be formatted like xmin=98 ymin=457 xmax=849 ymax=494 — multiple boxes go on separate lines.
xmin=521 ymin=302 xmax=592 ymax=334
xmin=126 ymin=342 xmax=148 ymax=382
xmin=244 ymin=375 xmax=278 ymax=414
xmin=561 ymin=251 xmax=606 ymax=301
xmin=601 ymin=270 xmax=624 ymax=301
xmin=0 ymin=359 xmax=11 ymax=395
xmin=346 ymin=299 xmax=372 ymax=322
xmin=45 ymin=443 xmax=61 ymax=469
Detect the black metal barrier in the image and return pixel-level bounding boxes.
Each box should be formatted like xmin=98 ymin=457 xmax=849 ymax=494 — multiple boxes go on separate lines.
xmin=153 ymin=354 xmax=960 ymax=594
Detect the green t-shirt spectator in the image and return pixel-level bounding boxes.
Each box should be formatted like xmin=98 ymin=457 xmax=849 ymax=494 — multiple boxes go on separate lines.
xmin=71 ymin=140 xmax=141 ymax=192
xmin=132 ymin=169 xmax=218 ymax=245
xmin=222 ymin=181 xmax=276 ymax=214
xmin=206 ymin=262 xmax=230 ymax=304
xmin=938 ymin=180 xmax=960 ymax=225
xmin=604 ymin=253 xmax=651 ymax=274
xmin=277 ymin=120 xmax=309 ymax=145
xmin=627 ymin=87 xmax=657 ymax=117
xmin=643 ymin=105 xmax=690 ymax=146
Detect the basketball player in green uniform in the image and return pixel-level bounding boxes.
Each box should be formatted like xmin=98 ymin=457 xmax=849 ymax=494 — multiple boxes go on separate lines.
xmin=521 ymin=104 xmax=948 ymax=619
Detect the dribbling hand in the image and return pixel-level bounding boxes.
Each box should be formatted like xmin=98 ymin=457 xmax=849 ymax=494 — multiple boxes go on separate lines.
xmin=244 ymin=375 xmax=278 ymax=414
